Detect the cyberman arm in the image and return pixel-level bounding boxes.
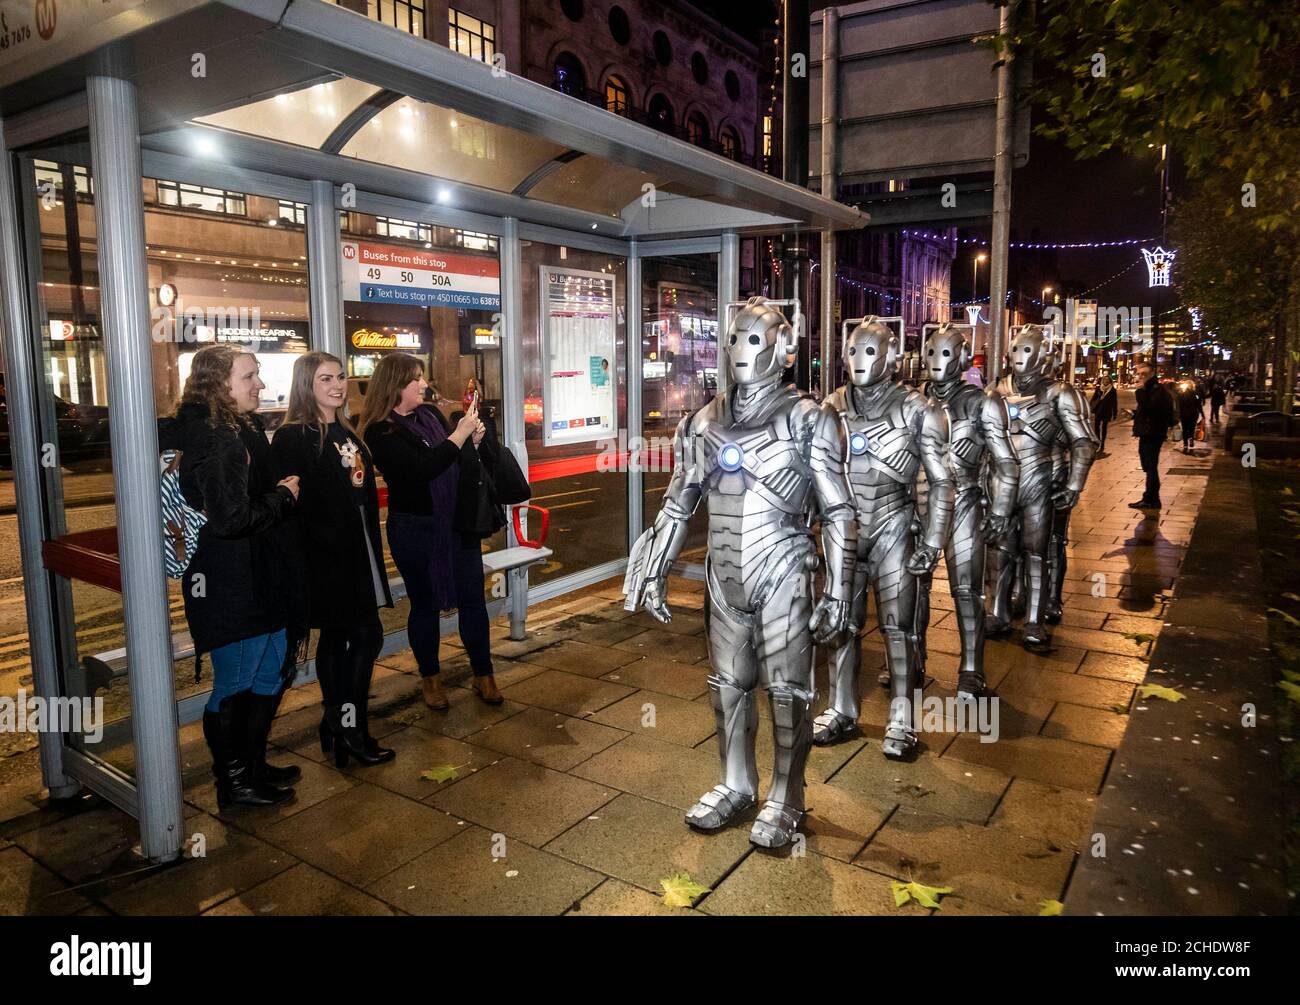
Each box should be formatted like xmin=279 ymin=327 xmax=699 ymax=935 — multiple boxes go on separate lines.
xmin=907 ymin=399 xmax=955 ymax=574
xmin=980 ymin=388 xmax=1020 ymax=538
xmin=623 ymin=414 xmax=705 ymax=622
xmin=1052 ymin=383 xmax=1098 ymax=510
xmin=806 ymin=402 xmax=858 ymax=643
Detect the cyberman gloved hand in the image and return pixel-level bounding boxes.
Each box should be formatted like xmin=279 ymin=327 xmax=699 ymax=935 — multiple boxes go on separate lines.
xmin=815 ymin=317 xmax=953 ymax=760
xmin=624 ymin=296 xmax=856 ymax=849
xmin=987 ymin=326 xmax=1097 ymax=649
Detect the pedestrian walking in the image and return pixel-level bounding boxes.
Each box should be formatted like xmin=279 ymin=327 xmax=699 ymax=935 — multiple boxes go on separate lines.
xmin=358 ymin=353 xmax=504 ymax=712
xmin=1178 ymin=382 xmax=1204 ymax=453
xmin=158 ymin=344 xmax=307 ymax=809
xmin=1129 ymin=362 xmax=1175 ymax=511
xmin=273 ymin=352 xmax=396 ymax=769
xmin=1210 ymin=380 xmax=1227 ymax=424
xmin=1089 ymin=374 xmax=1118 ymax=456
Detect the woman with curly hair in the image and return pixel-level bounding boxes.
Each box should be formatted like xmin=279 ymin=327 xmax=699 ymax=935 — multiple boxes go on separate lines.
xmin=159 ymin=344 xmax=307 ymax=809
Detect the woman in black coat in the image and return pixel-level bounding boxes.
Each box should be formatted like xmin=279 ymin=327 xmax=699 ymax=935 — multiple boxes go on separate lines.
xmin=357 ymin=353 xmax=502 ymax=712
xmin=273 ymin=352 xmax=395 ymax=768
xmin=1178 ymin=383 xmax=1204 ymax=452
xmin=158 ymin=344 xmax=305 ymax=809
xmin=1088 ymin=374 xmax=1119 ymax=454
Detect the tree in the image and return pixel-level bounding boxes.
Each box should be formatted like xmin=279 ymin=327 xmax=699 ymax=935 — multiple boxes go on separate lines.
xmin=1017 ymin=0 xmax=1300 ymax=402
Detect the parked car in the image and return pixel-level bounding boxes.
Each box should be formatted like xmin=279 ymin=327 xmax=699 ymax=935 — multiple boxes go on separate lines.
xmin=0 ymin=375 xmax=111 ymax=470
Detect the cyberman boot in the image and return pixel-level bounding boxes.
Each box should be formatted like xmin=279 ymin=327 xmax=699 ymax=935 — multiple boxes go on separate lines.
xmin=751 ymin=687 xmax=812 ymax=848
xmin=813 ymin=631 xmax=860 ymax=746
xmin=951 ymin=586 xmax=987 ymax=700
xmin=984 ymin=539 xmax=1017 ymax=639
xmin=686 ymin=674 xmax=758 ymax=831
xmin=879 ymin=626 xmax=919 ymax=760
xmin=1021 ymin=553 xmax=1052 ymax=649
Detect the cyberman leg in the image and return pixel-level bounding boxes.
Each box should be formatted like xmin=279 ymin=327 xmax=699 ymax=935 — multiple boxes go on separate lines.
xmin=948 ymin=488 xmax=987 ymax=698
xmin=1020 ymin=496 xmax=1054 ymax=648
xmin=813 ymin=556 xmax=869 ymax=745
xmin=752 ymin=565 xmax=816 ymax=848
xmin=985 ymin=514 xmax=1020 ymax=637
xmin=1010 ymin=553 xmax=1026 ymax=619
xmin=1044 ymin=504 xmax=1071 ymax=625
xmin=876 ymin=511 xmax=921 ymax=759
xmin=686 ymin=564 xmax=759 ymax=831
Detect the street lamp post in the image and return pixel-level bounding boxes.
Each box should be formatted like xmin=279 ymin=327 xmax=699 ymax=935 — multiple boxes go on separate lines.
xmin=973 ymin=251 xmax=988 ymax=356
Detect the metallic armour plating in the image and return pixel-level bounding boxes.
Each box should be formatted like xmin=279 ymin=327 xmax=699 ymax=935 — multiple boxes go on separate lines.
xmin=624 ymin=297 xmax=856 ymax=849
xmin=815 ymin=318 xmax=954 ymax=759
xmin=918 ymin=323 xmax=1019 ymax=698
xmin=987 ymin=326 xmax=1097 ymax=648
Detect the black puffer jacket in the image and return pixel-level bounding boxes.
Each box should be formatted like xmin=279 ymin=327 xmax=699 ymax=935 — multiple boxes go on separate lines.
xmin=157 ymin=402 xmax=308 ymax=658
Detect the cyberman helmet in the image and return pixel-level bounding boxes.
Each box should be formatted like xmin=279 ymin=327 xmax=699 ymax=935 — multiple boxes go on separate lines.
xmin=723 ymin=296 xmax=794 ymax=387
xmin=1009 ymin=324 xmax=1056 ymax=382
xmin=843 ymin=317 xmax=901 ymax=387
xmin=921 ymin=323 xmax=974 ymax=384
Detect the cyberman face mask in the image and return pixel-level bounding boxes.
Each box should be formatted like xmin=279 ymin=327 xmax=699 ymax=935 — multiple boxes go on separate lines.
xmin=843 ymin=321 xmax=897 ymax=387
xmin=724 ymin=298 xmax=791 ymax=387
xmin=923 ymin=324 xmax=972 ymax=384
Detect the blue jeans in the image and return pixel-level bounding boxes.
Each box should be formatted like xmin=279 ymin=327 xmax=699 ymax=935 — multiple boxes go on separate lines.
xmin=387 ymin=512 xmax=493 ymax=679
xmin=205 ymin=630 xmax=287 ymax=712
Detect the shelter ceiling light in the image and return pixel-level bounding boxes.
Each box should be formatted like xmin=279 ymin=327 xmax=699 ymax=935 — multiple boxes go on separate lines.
xmin=193 ymin=134 xmax=218 ymax=157
xmin=437 ymin=188 xmax=452 ymax=203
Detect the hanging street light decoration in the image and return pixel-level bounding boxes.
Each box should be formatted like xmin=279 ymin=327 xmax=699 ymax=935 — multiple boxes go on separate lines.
xmin=1141 ymin=246 xmax=1176 ymax=287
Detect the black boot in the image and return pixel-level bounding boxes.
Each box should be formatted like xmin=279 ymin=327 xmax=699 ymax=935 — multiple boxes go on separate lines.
xmin=207 ymin=693 xmax=294 ymax=809
xmin=246 ymin=691 xmax=302 ymax=786
xmin=354 ymin=653 xmax=395 ymax=764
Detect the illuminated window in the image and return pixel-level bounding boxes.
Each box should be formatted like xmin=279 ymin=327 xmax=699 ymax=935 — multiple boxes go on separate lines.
xmin=448 ymin=8 xmax=495 ymax=62
xmin=34 ymin=159 xmax=92 ymax=197
xmin=376 ymin=216 xmax=432 ymax=243
xmin=605 ymin=76 xmax=629 ymax=115
xmin=456 ymin=230 xmax=499 ymax=252
xmin=278 ymin=200 xmax=307 ymax=226
xmin=762 ymin=116 xmax=773 ymax=157
xmin=719 ymin=127 xmax=740 ymax=160
xmin=370 ymin=0 xmax=425 ymax=37
xmin=155 ymin=179 xmax=246 ymax=216
xmin=686 ymin=112 xmax=709 ymax=147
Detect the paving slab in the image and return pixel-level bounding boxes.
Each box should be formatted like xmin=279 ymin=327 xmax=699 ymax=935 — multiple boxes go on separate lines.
xmin=0 ymin=845 xmax=92 ymax=915
xmin=544 ymin=792 xmax=752 ymax=893
xmin=828 ymin=742 xmax=1010 ymax=824
xmin=572 ymin=733 xmax=720 ymax=812
xmin=943 ymin=733 xmax=1111 ymax=793
xmin=1043 ymin=703 xmax=1130 ymax=749
xmin=368 ymin=825 xmax=603 ymax=916
xmin=702 ymin=846 xmax=929 ymax=916
xmin=613 ymin=627 xmax=710 ymax=664
xmin=566 ymin=876 xmax=704 ymax=916
xmin=591 ymin=690 xmax=717 ymax=747
xmin=997 ymin=665 xmax=1135 ymax=711
xmin=520 ymin=638 xmax=643 ymax=677
xmin=203 ymin=862 xmax=396 ymax=916
xmin=602 ymin=656 xmax=712 ymax=699
xmin=988 ymin=778 xmax=1100 ymax=855
xmin=262 ymin=785 xmax=462 ymax=888
xmin=498 ymin=669 xmax=635 ymax=718
xmin=464 ymin=706 xmax=627 ymax=772
xmin=854 ymin=806 xmax=1074 ymax=916
xmin=427 ymin=757 xmax=617 ymax=846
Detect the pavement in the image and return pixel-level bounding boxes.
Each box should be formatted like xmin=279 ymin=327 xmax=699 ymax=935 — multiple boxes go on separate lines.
xmin=0 ymin=414 xmax=1283 ymax=916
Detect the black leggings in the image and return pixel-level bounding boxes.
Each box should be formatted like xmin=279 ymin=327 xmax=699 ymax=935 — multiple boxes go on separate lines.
xmin=1093 ymin=416 xmax=1109 ymax=450
xmin=316 ymin=615 xmax=384 ymax=730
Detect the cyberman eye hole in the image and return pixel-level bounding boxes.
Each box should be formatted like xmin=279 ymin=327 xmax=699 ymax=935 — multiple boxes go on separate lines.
xmin=748 ymin=333 xmax=761 ymax=346
xmin=865 ymin=346 xmax=876 ymax=356
xmin=943 ymin=349 xmax=951 ymax=357
xmin=927 ymin=349 xmax=934 ymax=356
xmin=729 ymin=334 xmax=737 ymax=346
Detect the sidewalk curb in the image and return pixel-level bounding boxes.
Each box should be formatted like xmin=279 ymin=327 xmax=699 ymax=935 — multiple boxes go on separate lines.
xmin=1063 ymin=447 xmax=1288 ymax=915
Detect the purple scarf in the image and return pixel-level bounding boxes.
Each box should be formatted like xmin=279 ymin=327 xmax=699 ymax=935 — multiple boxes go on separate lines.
xmin=390 ymin=406 xmax=460 ymax=611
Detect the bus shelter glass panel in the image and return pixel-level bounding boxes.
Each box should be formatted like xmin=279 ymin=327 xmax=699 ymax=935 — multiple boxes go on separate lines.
xmin=339 ymin=211 xmax=506 ymax=618
xmin=641 ymin=253 xmax=718 ymax=564
xmin=520 ymin=240 xmax=628 ymax=585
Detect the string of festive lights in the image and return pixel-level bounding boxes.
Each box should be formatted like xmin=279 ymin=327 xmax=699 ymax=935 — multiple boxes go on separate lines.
xmin=901 ymin=228 xmax=1159 ymax=250
xmin=1079 ymin=258 xmax=1143 ymax=296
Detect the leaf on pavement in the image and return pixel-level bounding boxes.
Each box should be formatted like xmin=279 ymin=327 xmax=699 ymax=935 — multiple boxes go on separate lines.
xmin=891 ymin=879 xmax=953 ymax=909
xmin=1123 ymin=632 xmax=1155 ymax=646
xmin=1137 ymin=684 xmax=1186 ymax=703
xmin=420 ymin=763 xmax=459 ymax=783
xmin=660 ymin=871 xmax=710 ymax=908
xmin=1267 ymin=608 xmax=1300 ymax=628
xmin=1039 ymin=899 xmax=1064 ymax=916
xmin=1279 ymin=681 xmax=1300 ymax=706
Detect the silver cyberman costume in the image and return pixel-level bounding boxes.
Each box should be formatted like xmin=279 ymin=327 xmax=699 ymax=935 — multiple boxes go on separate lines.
xmin=915 ymin=323 xmax=1019 ymax=697
xmin=1044 ymin=350 xmax=1098 ymax=623
xmin=624 ymin=296 xmax=856 ymax=848
xmin=986 ymin=326 xmax=1097 ymax=648
xmin=813 ymin=318 xmax=953 ymax=758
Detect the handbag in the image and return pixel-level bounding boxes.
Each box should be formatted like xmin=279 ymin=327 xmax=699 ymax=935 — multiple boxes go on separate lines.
xmin=492 ymin=446 xmax=532 ymax=506
xmin=1195 ymin=417 xmax=1207 ymax=441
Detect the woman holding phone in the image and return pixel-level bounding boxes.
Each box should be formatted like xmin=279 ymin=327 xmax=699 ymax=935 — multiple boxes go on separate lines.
xmin=273 ymin=352 xmax=395 ymax=767
xmin=358 ymin=353 xmax=503 ymax=711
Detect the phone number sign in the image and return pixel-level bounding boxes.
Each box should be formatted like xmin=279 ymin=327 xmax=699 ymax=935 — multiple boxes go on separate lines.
xmin=341 ymin=240 xmax=500 ymax=310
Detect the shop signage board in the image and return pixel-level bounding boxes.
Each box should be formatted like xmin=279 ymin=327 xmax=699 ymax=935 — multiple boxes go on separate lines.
xmin=341 ymin=240 xmax=500 ymax=310
xmin=540 ymin=266 xmax=617 ymax=447
xmin=0 ymin=0 xmax=150 ymax=72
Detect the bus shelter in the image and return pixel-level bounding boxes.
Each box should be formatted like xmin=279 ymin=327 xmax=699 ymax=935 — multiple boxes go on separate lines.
xmin=0 ymin=0 xmax=864 ymax=861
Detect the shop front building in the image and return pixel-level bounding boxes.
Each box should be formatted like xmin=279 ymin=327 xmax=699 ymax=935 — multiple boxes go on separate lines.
xmin=0 ymin=0 xmax=862 ymax=861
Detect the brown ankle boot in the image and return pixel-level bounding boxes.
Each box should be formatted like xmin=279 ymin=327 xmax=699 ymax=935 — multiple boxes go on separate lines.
xmin=420 ymin=676 xmax=450 ymax=711
xmin=472 ymin=674 xmax=503 ymax=705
